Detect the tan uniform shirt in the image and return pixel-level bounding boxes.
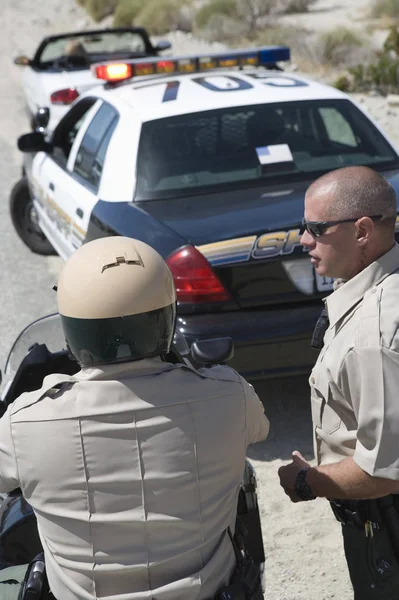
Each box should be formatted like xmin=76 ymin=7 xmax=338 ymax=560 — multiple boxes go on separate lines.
xmin=310 ymin=243 xmax=399 ymax=479
xmin=0 ymin=357 xmax=269 ymax=600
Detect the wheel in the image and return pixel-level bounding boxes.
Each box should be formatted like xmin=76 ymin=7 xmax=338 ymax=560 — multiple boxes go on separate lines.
xmin=9 ymin=178 xmax=56 ymax=255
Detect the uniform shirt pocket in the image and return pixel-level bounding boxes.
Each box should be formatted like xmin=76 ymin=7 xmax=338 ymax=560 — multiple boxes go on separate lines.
xmin=310 ymin=370 xmax=342 ymax=435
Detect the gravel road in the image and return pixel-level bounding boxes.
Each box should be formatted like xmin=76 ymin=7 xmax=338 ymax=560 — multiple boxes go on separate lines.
xmin=2 ymin=2 xmax=399 ymax=598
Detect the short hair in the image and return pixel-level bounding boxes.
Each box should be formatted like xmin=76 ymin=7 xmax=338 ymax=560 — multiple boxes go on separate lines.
xmin=306 ymin=166 xmax=397 ymax=231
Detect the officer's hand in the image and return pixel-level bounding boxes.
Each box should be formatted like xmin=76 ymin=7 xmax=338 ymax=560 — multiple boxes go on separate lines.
xmin=278 ymin=450 xmax=310 ymax=503
xmin=292 ymin=450 xmax=310 ymax=468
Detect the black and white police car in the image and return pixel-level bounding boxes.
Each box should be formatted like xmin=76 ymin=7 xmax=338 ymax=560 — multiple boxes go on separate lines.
xmin=11 ymin=45 xmax=399 ymax=379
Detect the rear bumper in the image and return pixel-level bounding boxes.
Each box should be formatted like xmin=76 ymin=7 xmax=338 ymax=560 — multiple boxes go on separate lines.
xmin=176 ymin=302 xmax=323 ymax=380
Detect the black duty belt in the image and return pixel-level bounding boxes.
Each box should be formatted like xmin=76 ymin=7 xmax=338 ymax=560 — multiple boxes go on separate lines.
xmin=330 ymin=495 xmax=399 ymax=564
xmin=330 ymin=495 xmax=399 ymax=529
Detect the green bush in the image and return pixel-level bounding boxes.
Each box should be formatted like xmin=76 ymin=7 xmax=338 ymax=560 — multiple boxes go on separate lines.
xmin=333 ymin=74 xmax=352 ymax=92
xmin=113 ymin=0 xmax=144 ymax=26
xmin=333 ymin=28 xmax=399 ymax=93
xmin=349 ymin=54 xmax=399 ymax=90
xmin=84 ymin=0 xmax=118 ymax=21
xmin=370 ymin=0 xmax=399 ymax=18
xmin=383 ymin=26 xmax=399 ymax=53
xmin=319 ymin=27 xmax=364 ymax=66
xmin=195 ymin=0 xmax=237 ymax=29
xmin=134 ymin=0 xmax=190 ymax=34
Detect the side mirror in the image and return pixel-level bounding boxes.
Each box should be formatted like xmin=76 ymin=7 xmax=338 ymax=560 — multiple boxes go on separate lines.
xmin=156 ymin=40 xmax=172 ymax=52
xmin=14 ymin=55 xmax=31 ymax=66
xmin=34 ymin=107 xmax=50 ymax=131
xmin=17 ymin=132 xmax=51 ymax=153
xmin=191 ymin=337 xmax=234 ymax=367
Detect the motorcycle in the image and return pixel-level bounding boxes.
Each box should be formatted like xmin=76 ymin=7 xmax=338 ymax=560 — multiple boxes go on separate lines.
xmin=0 ymin=313 xmax=265 ymax=598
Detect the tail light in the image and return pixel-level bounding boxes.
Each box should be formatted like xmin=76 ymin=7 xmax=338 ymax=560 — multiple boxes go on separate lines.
xmin=50 ymin=88 xmax=79 ymax=105
xmin=167 ymin=245 xmax=231 ymax=303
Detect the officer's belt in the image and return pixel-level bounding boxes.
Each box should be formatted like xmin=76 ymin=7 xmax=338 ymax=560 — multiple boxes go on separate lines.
xmin=329 ymin=495 xmax=399 ymax=528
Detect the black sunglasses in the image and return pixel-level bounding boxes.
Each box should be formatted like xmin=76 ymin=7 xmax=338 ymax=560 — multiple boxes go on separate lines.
xmin=301 ymin=215 xmax=383 ymax=238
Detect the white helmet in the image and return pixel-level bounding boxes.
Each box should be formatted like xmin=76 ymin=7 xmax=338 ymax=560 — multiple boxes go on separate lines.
xmin=57 ymin=236 xmax=177 ymax=367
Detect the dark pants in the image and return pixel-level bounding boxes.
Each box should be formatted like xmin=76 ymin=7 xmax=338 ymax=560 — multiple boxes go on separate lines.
xmin=341 ymin=519 xmax=399 ymax=599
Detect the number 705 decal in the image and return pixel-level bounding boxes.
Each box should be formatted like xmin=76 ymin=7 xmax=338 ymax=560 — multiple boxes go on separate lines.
xmin=161 ymin=74 xmax=307 ymax=102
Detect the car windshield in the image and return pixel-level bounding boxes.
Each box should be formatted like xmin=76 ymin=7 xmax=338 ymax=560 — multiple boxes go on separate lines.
xmin=135 ymin=99 xmax=399 ymax=200
xmin=37 ymin=31 xmax=148 ymax=68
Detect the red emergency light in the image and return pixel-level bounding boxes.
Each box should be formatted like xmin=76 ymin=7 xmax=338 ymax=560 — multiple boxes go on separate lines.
xmin=95 ymin=63 xmax=133 ymax=81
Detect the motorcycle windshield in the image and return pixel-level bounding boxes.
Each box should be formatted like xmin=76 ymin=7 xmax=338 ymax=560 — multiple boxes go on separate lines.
xmin=4 ymin=313 xmax=67 ymax=378
xmin=4 ymin=313 xmax=190 ymax=377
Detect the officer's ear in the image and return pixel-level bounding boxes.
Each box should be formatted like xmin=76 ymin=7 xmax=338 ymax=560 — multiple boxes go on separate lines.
xmin=355 ymin=217 xmax=374 ymax=246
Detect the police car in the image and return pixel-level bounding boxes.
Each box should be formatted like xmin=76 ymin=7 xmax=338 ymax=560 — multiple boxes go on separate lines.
xmin=12 ymin=45 xmax=399 ymax=379
xmin=14 ymin=27 xmax=171 ymax=133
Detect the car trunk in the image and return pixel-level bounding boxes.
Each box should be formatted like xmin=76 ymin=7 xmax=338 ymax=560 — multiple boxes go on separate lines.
xmin=137 ymin=178 xmax=333 ymax=309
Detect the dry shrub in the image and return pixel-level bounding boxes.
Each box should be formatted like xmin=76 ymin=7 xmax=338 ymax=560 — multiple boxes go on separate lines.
xmin=370 ymin=0 xmax=399 ymax=18
xmin=282 ymin=0 xmax=316 ymax=13
xmin=112 ymin=0 xmax=144 ymax=26
xmin=254 ymin=25 xmax=316 ymax=64
xmin=134 ymin=0 xmax=191 ymax=35
xmin=195 ymin=0 xmax=277 ymax=39
xmin=197 ymin=14 xmax=249 ymax=42
xmin=84 ymin=0 xmax=118 ymax=21
xmin=317 ymin=27 xmax=365 ymax=67
xmin=194 ymin=0 xmax=237 ymax=29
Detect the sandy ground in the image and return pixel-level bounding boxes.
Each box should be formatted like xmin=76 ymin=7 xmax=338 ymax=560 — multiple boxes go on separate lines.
xmin=280 ymin=0 xmax=375 ymax=32
xmin=2 ymin=1 xmax=399 ymax=599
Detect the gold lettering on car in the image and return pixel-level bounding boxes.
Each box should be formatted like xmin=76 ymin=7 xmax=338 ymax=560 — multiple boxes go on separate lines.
xmin=283 ymin=228 xmax=303 ymax=255
xmin=252 ymin=232 xmax=286 ymax=259
xmin=252 ymin=228 xmax=305 ymax=259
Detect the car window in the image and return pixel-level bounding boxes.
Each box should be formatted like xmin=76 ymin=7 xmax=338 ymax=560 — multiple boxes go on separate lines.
xmin=51 ymin=98 xmax=98 ymax=166
xmin=317 ymin=107 xmax=357 ymax=147
xmin=73 ymin=102 xmax=118 ymax=190
xmin=135 ymin=99 xmax=399 ymax=200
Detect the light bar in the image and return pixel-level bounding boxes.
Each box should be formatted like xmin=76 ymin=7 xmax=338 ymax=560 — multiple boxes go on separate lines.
xmin=92 ymin=45 xmax=290 ymax=83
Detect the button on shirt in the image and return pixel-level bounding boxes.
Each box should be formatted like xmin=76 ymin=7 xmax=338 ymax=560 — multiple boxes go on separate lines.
xmin=0 ymin=358 xmax=269 ymax=600
xmin=310 ymin=243 xmax=399 ymax=479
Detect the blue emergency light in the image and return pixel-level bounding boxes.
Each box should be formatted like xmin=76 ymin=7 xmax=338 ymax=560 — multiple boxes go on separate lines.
xmin=93 ymin=46 xmax=291 ymax=82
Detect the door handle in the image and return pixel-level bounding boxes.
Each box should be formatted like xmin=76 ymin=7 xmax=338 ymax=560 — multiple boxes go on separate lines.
xmin=49 ymin=182 xmax=55 ymax=191
xmin=76 ymin=208 xmax=84 ymax=218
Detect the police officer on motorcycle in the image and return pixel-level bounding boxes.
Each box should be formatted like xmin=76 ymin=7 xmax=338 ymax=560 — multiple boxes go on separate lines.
xmin=0 ymin=236 xmax=270 ymax=600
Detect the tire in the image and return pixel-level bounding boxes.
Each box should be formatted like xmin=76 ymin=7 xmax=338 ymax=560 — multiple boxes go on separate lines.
xmin=9 ymin=177 xmax=56 ymax=255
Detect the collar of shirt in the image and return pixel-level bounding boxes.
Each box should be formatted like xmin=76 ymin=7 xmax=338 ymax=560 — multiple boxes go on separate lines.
xmin=325 ymin=243 xmax=399 ymax=329
xmin=75 ymin=357 xmax=176 ymax=381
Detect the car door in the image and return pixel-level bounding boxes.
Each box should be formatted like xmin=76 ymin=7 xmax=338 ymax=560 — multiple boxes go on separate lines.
xmin=66 ymin=101 xmax=119 ymax=251
xmin=31 ymin=97 xmax=100 ymax=259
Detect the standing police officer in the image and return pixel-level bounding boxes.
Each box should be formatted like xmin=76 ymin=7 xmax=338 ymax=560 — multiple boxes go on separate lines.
xmin=278 ymin=166 xmax=399 ymax=599
xmin=0 ymin=236 xmax=269 ymax=600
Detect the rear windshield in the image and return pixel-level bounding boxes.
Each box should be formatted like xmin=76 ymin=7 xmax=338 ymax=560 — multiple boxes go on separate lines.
xmin=135 ymin=99 xmax=398 ymax=200
xmin=36 ymin=31 xmax=149 ymax=69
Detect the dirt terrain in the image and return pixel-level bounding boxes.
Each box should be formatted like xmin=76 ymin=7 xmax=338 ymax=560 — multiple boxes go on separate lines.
xmin=2 ymin=1 xmax=398 ymax=598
